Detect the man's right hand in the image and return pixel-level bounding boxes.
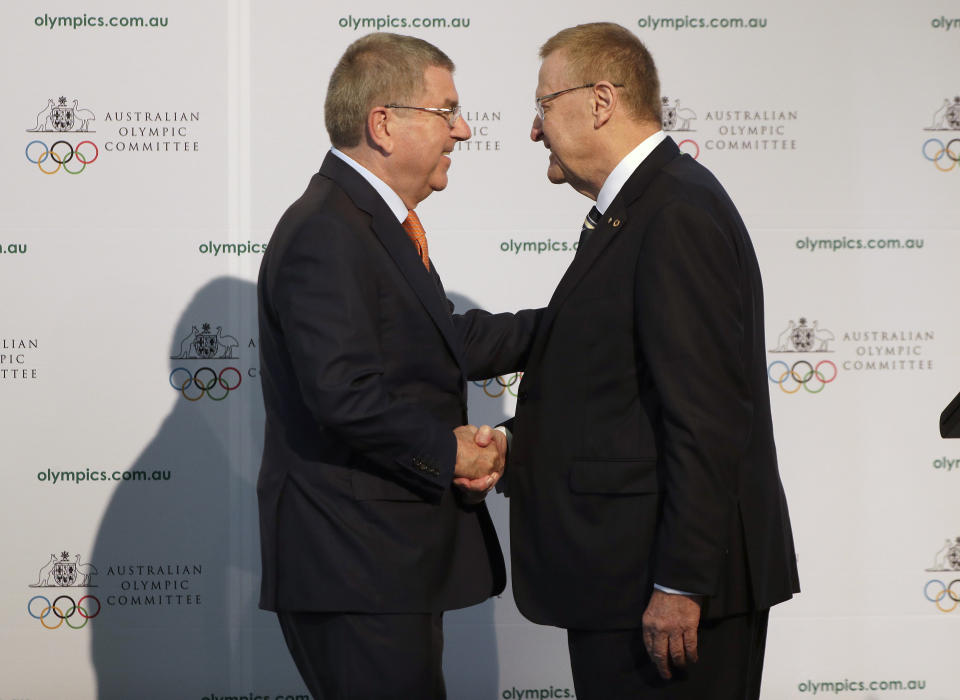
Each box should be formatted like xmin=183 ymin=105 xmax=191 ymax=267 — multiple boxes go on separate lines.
xmin=453 ymin=425 xmax=504 ymax=486
xmin=641 ymin=589 xmax=703 ymax=680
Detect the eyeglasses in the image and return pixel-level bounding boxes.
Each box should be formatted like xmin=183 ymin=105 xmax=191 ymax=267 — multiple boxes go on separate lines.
xmin=384 ymin=104 xmax=462 ymax=128
xmin=534 ymin=83 xmax=625 ymax=120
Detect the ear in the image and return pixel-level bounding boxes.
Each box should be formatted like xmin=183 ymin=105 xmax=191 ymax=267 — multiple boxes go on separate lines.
xmin=591 ymin=81 xmax=618 ymax=129
xmin=366 ymin=106 xmax=394 ymax=154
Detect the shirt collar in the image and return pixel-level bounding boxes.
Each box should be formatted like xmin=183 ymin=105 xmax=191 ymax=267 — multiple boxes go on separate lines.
xmin=595 ymin=130 xmax=666 ymax=214
xmin=330 ymin=147 xmax=409 ymax=223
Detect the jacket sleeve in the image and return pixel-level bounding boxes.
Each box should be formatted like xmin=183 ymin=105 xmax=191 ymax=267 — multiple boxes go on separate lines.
xmin=635 ymin=198 xmax=754 ymax=595
xmin=452 ymin=307 xmax=543 ymax=381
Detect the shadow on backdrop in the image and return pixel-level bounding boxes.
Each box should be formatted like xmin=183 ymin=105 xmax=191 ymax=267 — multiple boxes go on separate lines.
xmin=90 ymin=282 xmax=515 ymax=698
xmin=90 ymin=276 xmax=303 ymax=698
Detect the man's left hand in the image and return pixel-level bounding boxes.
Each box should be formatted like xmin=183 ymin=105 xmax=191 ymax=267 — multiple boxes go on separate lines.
xmin=641 ymin=589 xmax=703 ymax=680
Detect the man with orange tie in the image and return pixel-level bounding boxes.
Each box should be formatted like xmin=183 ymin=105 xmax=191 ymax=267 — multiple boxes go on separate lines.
xmin=256 ymin=33 xmax=540 ymax=699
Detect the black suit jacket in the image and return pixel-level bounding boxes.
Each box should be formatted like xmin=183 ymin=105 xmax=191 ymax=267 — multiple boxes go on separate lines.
xmin=257 ymin=153 xmax=540 ymax=614
xmin=507 ymin=137 xmax=799 ymax=629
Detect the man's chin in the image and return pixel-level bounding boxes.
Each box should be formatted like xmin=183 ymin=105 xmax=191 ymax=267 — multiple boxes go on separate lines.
xmin=429 ymin=163 xmax=451 ymax=192
xmin=546 ymin=164 xmax=567 ymax=184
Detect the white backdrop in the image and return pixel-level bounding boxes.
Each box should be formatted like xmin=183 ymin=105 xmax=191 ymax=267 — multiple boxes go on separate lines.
xmin=2 ymin=0 xmax=959 ymax=698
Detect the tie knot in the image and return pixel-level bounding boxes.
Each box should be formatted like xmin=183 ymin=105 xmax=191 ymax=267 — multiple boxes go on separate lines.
xmin=583 ymin=206 xmax=600 ymax=231
xmin=576 ymin=206 xmax=601 ymax=255
xmin=402 ymin=210 xmax=425 ymax=236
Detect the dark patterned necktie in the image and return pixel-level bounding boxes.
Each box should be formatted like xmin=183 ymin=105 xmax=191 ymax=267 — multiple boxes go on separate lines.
xmin=577 ymin=205 xmax=601 ymax=253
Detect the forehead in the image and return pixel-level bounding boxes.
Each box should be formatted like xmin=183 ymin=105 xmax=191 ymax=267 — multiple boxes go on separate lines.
xmin=537 ymin=51 xmax=570 ymax=93
xmin=421 ymin=65 xmax=458 ymax=106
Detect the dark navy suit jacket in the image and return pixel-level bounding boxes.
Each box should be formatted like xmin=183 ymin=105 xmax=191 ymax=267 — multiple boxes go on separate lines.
xmin=257 ymin=153 xmax=539 ymax=613
xmin=507 ymin=137 xmax=800 ymax=628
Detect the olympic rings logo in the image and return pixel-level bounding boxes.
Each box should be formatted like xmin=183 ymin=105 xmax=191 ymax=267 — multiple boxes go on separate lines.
xmin=923 ymin=579 xmax=960 ymax=613
xmin=767 ymin=360 xmax=837 ymax=394
xmin=169 ymin=366 xmax=242 ymax=401
xmin=473 ymin=372 xmax=523 ymax=398
xmin=28 ymin=594 xmax=101 ymax=629
xmin=678 ymin=139 xmax=700 ymax=160
xmin=921 ymin=138 xmax=960 ymax=172
xmin=25 ymin=140 xmax=99 ymax=175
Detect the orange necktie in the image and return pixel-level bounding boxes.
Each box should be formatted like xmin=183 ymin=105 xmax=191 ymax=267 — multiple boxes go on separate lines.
xmin=402 ymin=209 xmax=430 ymax=270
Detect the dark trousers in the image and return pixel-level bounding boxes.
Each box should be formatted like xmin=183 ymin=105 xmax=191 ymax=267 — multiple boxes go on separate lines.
xmin=277 ymin=610 xmax=445 ymax=700
xmin=567 ymin=609 xmax=769 ymax=700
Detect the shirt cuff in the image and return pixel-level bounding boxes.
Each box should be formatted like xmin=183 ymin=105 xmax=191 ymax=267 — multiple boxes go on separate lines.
xmin=495 ymin=425 xmax=512 ymax=450
xmin=654 ymin=583 xmax=697 ymax=596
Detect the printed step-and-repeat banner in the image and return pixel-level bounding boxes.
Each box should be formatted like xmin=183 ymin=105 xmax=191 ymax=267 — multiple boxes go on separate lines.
xmin=2 ymin=0 xmax=958 ymax=698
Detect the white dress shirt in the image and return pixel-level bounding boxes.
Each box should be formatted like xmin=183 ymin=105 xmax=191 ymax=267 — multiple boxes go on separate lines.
xmin=330 ymin=147 xmax=408 ymax=223
xmin=595 ymin=130 xmax=666 ymax=214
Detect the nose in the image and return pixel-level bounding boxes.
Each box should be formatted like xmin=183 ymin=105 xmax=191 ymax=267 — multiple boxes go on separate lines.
xmin=452 ymin=115 xmax=471 ymax=141
xmin=530 ymin=114 xmax=543 ymax=142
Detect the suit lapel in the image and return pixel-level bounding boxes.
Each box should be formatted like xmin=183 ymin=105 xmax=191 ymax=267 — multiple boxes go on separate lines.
xmin=370 ymin=208 xmax=467 ymax=370
xmin=527 ymin=138 xmax=683 ymax=363
xmin=543 ymin=207 xmax=628 ymax=320
xmin=317 ymin=154 xmax=466 ymax=371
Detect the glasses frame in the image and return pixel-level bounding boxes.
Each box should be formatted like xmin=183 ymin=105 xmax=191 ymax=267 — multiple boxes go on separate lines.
xmin=534 ymin=83 xmax=625 ymax=120
xmin=384 ymin=104 xmax=462 ymax=128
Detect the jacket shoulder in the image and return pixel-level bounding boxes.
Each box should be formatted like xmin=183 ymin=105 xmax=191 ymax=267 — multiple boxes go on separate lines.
xmin=275 ymin=174 xmax=367 ymax=239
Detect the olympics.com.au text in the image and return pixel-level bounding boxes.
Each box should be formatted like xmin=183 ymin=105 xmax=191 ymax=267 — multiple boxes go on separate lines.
xmin=34 ymin=13 xmax=168 ymax=29
xmin=338 ymin=14 xmax=470 ymax=31
xmin=37 ymin=468 xmax=172 ymax=484
xmin=795 ymin=236 xmax=925 ymax=252
xmin=637 ymin=14 xmax=768 ymax=31
xmin=798 ymin=677 xmax=927 ymax=694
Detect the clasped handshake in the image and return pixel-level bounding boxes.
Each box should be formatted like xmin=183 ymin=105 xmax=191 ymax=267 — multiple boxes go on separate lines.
xmin=451 ymin=424 xmax=507 ymax=502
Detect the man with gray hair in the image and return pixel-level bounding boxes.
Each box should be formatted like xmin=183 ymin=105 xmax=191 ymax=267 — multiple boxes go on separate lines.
xmin=503 ymin=22 xmax=800 ymax=699
xmin=256 ymin=33 xmax=539 ymax=698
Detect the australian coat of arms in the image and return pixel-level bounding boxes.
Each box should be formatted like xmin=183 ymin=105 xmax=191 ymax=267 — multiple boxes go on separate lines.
xmin=27 ymin=96 xmax=96 ymax=133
